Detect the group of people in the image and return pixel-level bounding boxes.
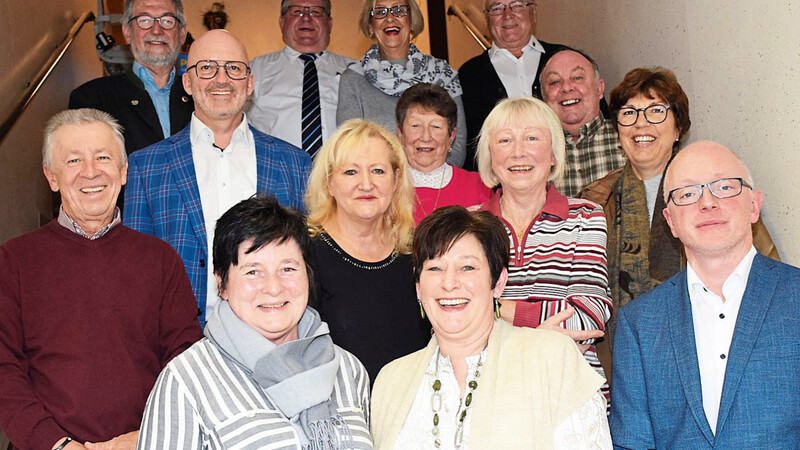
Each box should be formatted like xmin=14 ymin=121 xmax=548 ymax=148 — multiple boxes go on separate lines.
xmin=0 ymin=0 xmax=798 ymax=449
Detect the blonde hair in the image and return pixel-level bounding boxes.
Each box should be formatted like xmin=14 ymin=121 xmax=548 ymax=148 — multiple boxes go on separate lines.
xmin=475 ymin=96 xmax=566 ymax=188
xmin=359 ymin=0 xmax=425 ymax=40
xmin=305 ymin=119 xmax=415 ymax=254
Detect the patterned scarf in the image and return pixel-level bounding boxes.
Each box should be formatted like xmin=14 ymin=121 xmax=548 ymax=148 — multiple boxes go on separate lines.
xmin=205 ymin=302 xmax=353 ymax=450
xmin=606 ymin=163 xmax=681 ymax=348
xmin=355 ymin=43 xmax=462 ymax=97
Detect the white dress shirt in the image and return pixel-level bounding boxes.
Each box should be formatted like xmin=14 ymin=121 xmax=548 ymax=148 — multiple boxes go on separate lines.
xmin=687 ymin=246 xmax=757 ymax=433
xmin=488 ymin=36 xmax=546 ymax=98
xmin=246 ymin=46 xmax=354 ymax=148
xmin=394 ymin=347 xmax=611 ymax=449
xmin=190 ymin=113 xmax=258 ymax=314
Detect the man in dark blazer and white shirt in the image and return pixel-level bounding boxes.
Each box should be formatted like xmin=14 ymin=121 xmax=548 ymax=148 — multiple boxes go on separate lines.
xmin=69 ymin=0 xmax=193 ymax=156
xmin=458 ymin=0 xmax=564 ymax=171
xmin=610 ymin=141 xmax=800 ymax=448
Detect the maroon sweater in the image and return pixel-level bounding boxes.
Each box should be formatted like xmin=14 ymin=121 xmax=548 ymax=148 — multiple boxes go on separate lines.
xmin=0 ymin=220 xmax=203 ymax=449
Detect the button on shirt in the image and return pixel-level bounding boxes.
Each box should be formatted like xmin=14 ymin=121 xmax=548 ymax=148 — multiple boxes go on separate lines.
xmin=687 ymin=245 xmax=757 ymax=433
xmin=488 ymin=36 xmax=545 ymax=98
xmin=134 ymin=61 xmax=174 ymax=139
xmin=190 ymin=113 xmax=258 ymax=314
xmin=247 ymin=46 xmax=354 ymax=148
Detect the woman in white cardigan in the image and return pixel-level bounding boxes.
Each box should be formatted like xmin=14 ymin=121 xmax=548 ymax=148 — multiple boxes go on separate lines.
xmin=370 ymin=206 xmax=611 ymax=449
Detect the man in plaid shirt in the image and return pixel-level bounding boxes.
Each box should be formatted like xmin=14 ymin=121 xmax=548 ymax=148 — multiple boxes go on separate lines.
xmin=540 ymin=49 xmax=625 ymax=197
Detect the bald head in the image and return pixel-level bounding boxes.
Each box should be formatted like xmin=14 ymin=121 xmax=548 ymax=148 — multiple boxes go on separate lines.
xmin=182 ymin=30 xmax=253 ymax=127
xmin=662 ymin=140 xmax=762 ymax=262
xmin=187 ymin=29 xmax=249 ymax=66
xmin=664 ymin=141 xmax=754 ymax=203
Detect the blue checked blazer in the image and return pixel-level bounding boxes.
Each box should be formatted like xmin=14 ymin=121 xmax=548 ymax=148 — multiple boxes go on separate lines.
xmin=610 ymin=254 xmax=800 ymax=449
xmin=123 ymin=124 xmax=310 ymax=324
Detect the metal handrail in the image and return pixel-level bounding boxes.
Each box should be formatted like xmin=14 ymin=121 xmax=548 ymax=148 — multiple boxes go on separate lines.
xmin=0 ymin=10 xmax=95 ymax=144
xmin=447 ymin=5 xmax=490 ymax=51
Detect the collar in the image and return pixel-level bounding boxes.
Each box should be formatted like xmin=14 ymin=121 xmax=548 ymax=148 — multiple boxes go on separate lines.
xmin=57 ymin=206 xmax=121 ymax=240
xmin=687 ymin=246 xmax=757 ymax=300
xmin=480 ymin=184 xmax=568 ymax=221
xmin=283 ymin=45 xmax=326 ymax=60
xmin=488 ymin=36 xmax=543 ymax=60
xmin=565 ymin=113 xmax=605 ymax=141
xmin=133 ymin=61 xmax=175 ymax=91
xmin=189 ymin=112 xmax=252 ymax=148
xmin=409 ymin=163 xmax=453 ymax=188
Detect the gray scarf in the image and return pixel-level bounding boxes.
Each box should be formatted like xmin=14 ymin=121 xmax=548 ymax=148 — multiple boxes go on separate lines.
xmin=205 ymin=302 xmax=353 ymax=449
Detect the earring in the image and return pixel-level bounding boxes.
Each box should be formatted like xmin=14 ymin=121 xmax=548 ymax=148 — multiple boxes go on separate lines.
xmin=419 ymin=301 xmax=426 ymax=320
xmin=493 ymin=297 xmax=501 ymax=319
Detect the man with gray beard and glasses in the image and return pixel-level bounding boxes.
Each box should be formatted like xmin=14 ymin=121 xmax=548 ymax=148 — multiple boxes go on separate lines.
xmin=70 ymin=0 xmax=194 ymax=156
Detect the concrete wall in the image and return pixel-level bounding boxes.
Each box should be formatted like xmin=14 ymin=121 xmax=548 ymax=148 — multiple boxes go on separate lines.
xmin=446 ymin=0 xmax=800 ymax=265
xmin=0 ymin=0 xmax=102 ymax=244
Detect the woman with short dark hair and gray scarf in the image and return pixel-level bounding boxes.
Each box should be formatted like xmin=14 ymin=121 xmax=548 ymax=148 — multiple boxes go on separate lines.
xmin=137 ymin=196 xmax=372 ymax=449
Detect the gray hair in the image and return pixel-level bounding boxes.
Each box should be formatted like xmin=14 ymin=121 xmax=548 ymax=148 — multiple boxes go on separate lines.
xmin=539 ymin=47 xmax=601 ymax=101
xmin=280 ymin=0 xmax=331 ymax=15
xmin=43 ymin=109 xmax=126 ymax=169
xmin=122 ymin=0 xmax=186 ymax=28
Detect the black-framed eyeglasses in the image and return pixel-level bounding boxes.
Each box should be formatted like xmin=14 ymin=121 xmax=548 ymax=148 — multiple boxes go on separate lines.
xmin=129 ymin=14 xmax=181 ymax=30
xmin=667 ymin=177 xmax=753 ymax=206
xmin=187 ymin=60 xmax=251 ymax=80
xmin=370 ymin=4 xmax=411 ymax=19
xmin=283 ymin=5 xmax=330 ymax=18
xmin=485 ymin=1 xmax=535 ymax=16
xmin=616 ymin=103 xmax=672 ymax=127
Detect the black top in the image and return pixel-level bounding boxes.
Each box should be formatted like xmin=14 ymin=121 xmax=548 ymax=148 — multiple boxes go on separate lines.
xmin=309 ymin=233 xmax=430 ymax=384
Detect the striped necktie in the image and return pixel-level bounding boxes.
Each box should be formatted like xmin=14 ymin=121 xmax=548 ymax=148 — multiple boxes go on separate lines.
xmin=300 ymin=53 xmax=323 ymax=157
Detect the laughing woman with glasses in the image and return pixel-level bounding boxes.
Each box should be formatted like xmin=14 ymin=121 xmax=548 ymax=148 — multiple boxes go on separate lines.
xmin=578 ymin=67 xmax=780 ymax=354
xmin=336 ymin=0 xmax=467 ymax=168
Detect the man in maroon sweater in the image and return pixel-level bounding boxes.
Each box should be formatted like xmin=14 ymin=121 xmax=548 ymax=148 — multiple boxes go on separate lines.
xmin=0 ymin=109 xmax=203 ymax=450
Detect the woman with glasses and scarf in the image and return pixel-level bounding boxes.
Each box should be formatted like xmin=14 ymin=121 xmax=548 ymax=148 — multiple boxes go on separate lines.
xmin=337 ymin=0 xmax=467 ymax=168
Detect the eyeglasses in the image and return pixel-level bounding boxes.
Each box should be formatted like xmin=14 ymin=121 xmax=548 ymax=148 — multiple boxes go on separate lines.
xmin=370 ymin=5 xmax=411 ymax=19
xmin=667 ymin=177 xmax=753 ymax=206
xmin=284 ymin=5 xmax=330 ymax=18
xmin=485 ymin=1 xmax=535 ymax=16
xmin=187 ymin=60 xmax=251 ymax=80
xmin=129 ymin=14 xmax=180 ymax=30
xmin=616 ymin=103 xmax=671 ymax=127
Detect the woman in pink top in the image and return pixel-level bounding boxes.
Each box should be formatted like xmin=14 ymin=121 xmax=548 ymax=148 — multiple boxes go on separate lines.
xmin=396 ymin=83 xmax=491 ymax=224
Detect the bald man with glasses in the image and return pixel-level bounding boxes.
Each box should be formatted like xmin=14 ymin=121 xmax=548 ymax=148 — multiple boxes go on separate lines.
xmin=124 ymin=30 xmax=310 ymax=326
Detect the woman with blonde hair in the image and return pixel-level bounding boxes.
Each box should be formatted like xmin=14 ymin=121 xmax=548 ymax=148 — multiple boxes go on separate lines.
xmin=306 ymin=119 xmax=430 ymax=382
xmin=475 ymin=96 xmax=613 ymax=405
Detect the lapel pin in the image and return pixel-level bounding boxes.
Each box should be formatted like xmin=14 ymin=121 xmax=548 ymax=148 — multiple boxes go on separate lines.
xmin=131 ymin=100 xmax=139 ymax=106
xmin=182 ymin=96 xmax=189 ymax=103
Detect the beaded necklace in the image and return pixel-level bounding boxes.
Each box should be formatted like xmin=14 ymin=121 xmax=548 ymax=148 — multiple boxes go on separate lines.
xmin=430 ymin=346 xmax=485 ymax=448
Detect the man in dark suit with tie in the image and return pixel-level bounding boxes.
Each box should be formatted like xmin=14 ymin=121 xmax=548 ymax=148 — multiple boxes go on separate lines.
xmin=69 ymin=0 xmax=193 ymax=156
xmin=124 ymin=29 xmax=310 ymax=325
xmin=610 ymin=141 xmax=800 ymax=448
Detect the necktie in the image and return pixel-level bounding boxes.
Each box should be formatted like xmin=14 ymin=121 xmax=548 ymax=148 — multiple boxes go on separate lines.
xmin=300 ymin=53 xmax=323 ymax=157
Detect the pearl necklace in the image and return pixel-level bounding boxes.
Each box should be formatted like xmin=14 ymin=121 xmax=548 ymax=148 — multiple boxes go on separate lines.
xmin=430 ymin=346 xmax=484 ymax=448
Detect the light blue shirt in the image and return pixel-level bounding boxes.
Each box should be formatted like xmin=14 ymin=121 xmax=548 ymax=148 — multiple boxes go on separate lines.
xmin=134 ymin=61 xmax=175 ymax=138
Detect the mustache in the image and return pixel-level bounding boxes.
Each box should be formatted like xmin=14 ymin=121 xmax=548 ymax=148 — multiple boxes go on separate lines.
xmin=204 ymin=82 xmax=237 ymax=93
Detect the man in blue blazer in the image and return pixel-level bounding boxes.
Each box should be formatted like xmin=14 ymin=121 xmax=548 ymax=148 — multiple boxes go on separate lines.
xmin=610 ymin=141 xmax=800 ymax=448
xmin=124 ymin=30 xmax=310 ymax=325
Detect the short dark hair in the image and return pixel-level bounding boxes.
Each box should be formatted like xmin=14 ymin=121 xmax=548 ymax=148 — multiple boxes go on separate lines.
xmin=395 ymin=83 xmax=458 ymax=133
xmin=609 ymin=67 xmax=691 ymax=142
xmin=412 ymin=206 xmax=509 ymax=288
xmin=213 ymin=197 xmax=314 ymax=300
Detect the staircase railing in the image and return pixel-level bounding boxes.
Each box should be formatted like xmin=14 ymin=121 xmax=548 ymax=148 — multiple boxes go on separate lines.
xmin=447 ymin=5 xmax=490 ymax=50
xmin=0 ymin=11 xmax=95 ymax=144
